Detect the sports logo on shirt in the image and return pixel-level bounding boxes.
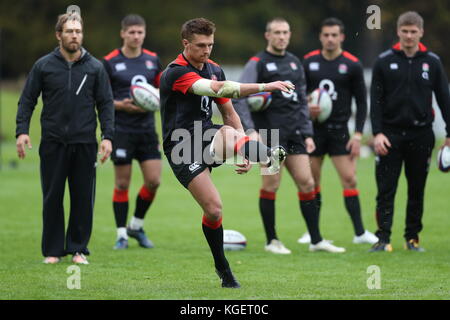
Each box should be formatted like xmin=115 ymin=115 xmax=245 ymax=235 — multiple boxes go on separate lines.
xmin=309 ymin=62 xmax=320 ymax=71
xmin=211 ymin=74 xmax=218 ymax=81
xmin=145 ymin=60 xmax=155 ymax=70
xmin=390 ymin=63 xmax=398 ymax=70
xmin=338 ymin=64 xmax=348 ymax=74
xmin=115 ymin=63 xmax=127 ymax=72
xmin=266 ymin=62 xmax=277 ymax=71
xmin=422 ymin=63 xmax=430 ymax=80
xmin=290 ymin=62 xmax=298 ymax=70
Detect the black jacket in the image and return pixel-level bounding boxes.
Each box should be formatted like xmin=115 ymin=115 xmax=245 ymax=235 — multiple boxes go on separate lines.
xmin=16 ymin=47 xmax=114 ymax=144
xmin=370 ymin=42 xmax=450 ymax=137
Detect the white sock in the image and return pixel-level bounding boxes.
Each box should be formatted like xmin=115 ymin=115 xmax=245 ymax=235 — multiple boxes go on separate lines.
xmin=117 ymin=227 xmax=128 ymax=239
xmin=130 ymin=217 xmax=144 ymax=230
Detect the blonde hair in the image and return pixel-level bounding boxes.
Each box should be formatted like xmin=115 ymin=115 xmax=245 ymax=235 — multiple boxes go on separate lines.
xmin=55 ymin=12 xmax=83 ymax=33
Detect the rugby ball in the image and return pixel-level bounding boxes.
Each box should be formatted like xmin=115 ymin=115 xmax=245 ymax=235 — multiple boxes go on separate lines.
xmin=247 ymin=92 xmax=272 ymax=112
xmin=223 ymin=230 xmax=247 ymax=251
xmin=310 ymin=88 xmax=332 ymax=123
xmin=130 ymin=82 xmax=160 ymax=112
xmin=437 ymin=145 xmax=450 ymax=172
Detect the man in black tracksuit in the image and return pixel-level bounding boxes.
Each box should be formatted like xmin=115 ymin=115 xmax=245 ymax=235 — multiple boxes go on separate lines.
xmin=370 ymin=11 xmax=450 ymax=252
xmin=15 ymin=13 xmax=114 ymax=264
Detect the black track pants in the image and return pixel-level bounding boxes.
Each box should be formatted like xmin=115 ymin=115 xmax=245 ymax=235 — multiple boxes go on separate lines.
xmin=39 ymin=142 xmax=97 ymax=257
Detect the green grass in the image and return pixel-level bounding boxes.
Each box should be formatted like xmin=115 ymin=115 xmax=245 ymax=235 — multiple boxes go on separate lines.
xmin=0 ymin=89 xmax=449 ymax=300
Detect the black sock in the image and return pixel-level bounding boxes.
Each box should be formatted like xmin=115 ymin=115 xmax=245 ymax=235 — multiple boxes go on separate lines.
xmin=134 ymin=186 xmax=156 ymax=220
xmin=237 ymin=138 xmax=270 ymax=163
xmin=113 ymin=189 xmax=128 ymax=228
xmin=259 ymin=189 xmax=277 ymax=244
xmin=202 ymin=217 xmax=229 ymax=272
xmin=315 ymin=187 xmax=322 ymax=215
xmin=299 ymin=191 xmax=322 ymax=244
xmin=344 ymin=190 xmax=365 ymax=236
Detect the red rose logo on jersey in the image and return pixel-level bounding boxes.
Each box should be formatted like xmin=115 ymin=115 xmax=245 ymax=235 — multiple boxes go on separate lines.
xmin=339 ymin=64 xmax=348 ymax=74
xmin=146 ymin=60 xmax=155 ymax=70
xmin=422 ymin=63 xmax=429 ymax=72
xmin=211 ymin=74 xmax=218 ymax=81
xmin=290 ymin=62 xmax=298 ymax=70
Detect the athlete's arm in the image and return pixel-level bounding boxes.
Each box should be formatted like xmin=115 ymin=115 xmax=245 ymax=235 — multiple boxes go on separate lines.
xmin=188 ymin=79 xmax=294 ymax=99
xmin=114 ymin=98 xmax=147 ymax=114
xmin=351 ymin=62 xmax=368 ymax=135
xmin=370 ymin=59 xmax=385 ymax=137
xmin=433 ymin=57 xmax=450 ymax=139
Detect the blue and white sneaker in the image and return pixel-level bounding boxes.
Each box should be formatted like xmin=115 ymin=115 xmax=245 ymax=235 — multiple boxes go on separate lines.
xmin=127 ymin=227 xmax=154 ymax=248
xmin=113 ymin=237 xmax=129 ymax=250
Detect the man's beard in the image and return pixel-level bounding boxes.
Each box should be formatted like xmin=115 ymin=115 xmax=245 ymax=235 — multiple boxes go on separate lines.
xmin=62 ymin=41 xmax=81 ymax=53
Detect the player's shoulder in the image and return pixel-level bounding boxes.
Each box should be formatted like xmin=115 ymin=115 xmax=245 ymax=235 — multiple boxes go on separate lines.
xmin=377 ymin=48 xmax=395 ymax=60
xmin=303 ymin=49 xmax=321 ymax=61
xmin=426 ymin=50 xmax=441 ymax=62
xmin=285 ymin=51 xmax=301 ymax=62
xmin=207 ymin=58 xmax=224 ymax=73
xmin=342 ymin=51 xmax=360 ymax=63
xmin=103 ymin=48 xmax=121 ymax=62
xmin=142 ymin=48 xmax=159 ymax=58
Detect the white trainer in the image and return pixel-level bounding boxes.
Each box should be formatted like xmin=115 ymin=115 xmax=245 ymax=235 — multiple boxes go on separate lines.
xmin=266 ymin=146 xmax=287 ymax=175
xmin=297 ymin=232 xmax=334 ymax=244
xmin=72 ymin=253 xmax=89 ymax=265
xmin=297 ymin=232 xmax=311 ymax=244
xmin=309 ymin=240 xmax=346 ymax=253
xmin=353 ymin=230 xmax=378 ymax=244
xmin=264 ymin=239 xmax=292 ymax=254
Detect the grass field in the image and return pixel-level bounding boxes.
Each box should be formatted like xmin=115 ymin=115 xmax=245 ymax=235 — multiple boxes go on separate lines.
xmin=0 ymin=89 xmax=449 ymax=300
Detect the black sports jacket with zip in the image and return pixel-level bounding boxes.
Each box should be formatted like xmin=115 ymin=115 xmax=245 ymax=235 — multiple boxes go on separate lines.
xmin=370 ymin=42 xmax=450 ymax=137
xmin=16 ymin=47 xmax=114 ymax=144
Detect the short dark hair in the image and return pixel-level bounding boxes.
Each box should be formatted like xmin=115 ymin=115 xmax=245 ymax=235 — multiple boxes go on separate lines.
xmin=397 ymin=11 xmax=424 ymax=29
xmin=55 ymin=12 xmax=83 ymax=33
xmin=321 ymin=17 xmax=345 ymax=33
xmin=266 ymin=17 xmax=289 ymax=32
xmin=181 ymin=18 xmax=216 ymax=41
xmin=121 ymin=14 xmax=146 ymax=31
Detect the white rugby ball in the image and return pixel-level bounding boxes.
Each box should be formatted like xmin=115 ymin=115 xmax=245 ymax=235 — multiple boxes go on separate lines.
xmin=130 ymin=82 xmax=160 ymax=112
xmin=310 ymin=88 xmax=332 ymax=123
xmin=437 ymin=145 xmax=450 ymax=173
xmin=247 ymin=92 xmax=272 ymax=112
xmin=223 ymin=230 xmax=247 ymax=251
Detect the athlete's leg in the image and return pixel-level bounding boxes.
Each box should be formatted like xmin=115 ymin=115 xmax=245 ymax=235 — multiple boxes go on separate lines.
xmin=131 ymin=159 xmax=161 ymax=225
xmin=187 ymin=169 xmax=239 ymax=287
xmin=259 ymin=170 xmax=283 ymax=245
xmin=285 ymin=155 xmax=322 ymax=244
xmin=331 ymin=155 xmax=365 ymax=236
xmin=310 ymin=155 xmax=324 ymax=213
xmin=113 ymin=164 xmax=132 ymax=240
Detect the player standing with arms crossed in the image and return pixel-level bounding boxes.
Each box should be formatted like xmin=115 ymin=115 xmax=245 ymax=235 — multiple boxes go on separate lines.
xmin=103 ymin=15 xmax=163 ymax=250
xmin=299 ymin=18 xmax=378 ymax=245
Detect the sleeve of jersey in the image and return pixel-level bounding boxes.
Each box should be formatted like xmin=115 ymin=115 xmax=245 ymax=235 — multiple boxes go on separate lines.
xmin=171 ymin=68 xmax=203 ymax=94
xmin=433 ymin=59 xmax=450 ymax=137
xmin=153 ymin=58 xmax=163 ymax=88
xmin=370 ymin=59 xmax=385 ymax=136
xmin=296 ymin=63 xmax=314 ymax=137
xmin=231 ymin=59 xmax=260 ymax=131
xmin=351 ymin=62 xmax=368 ymax=133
